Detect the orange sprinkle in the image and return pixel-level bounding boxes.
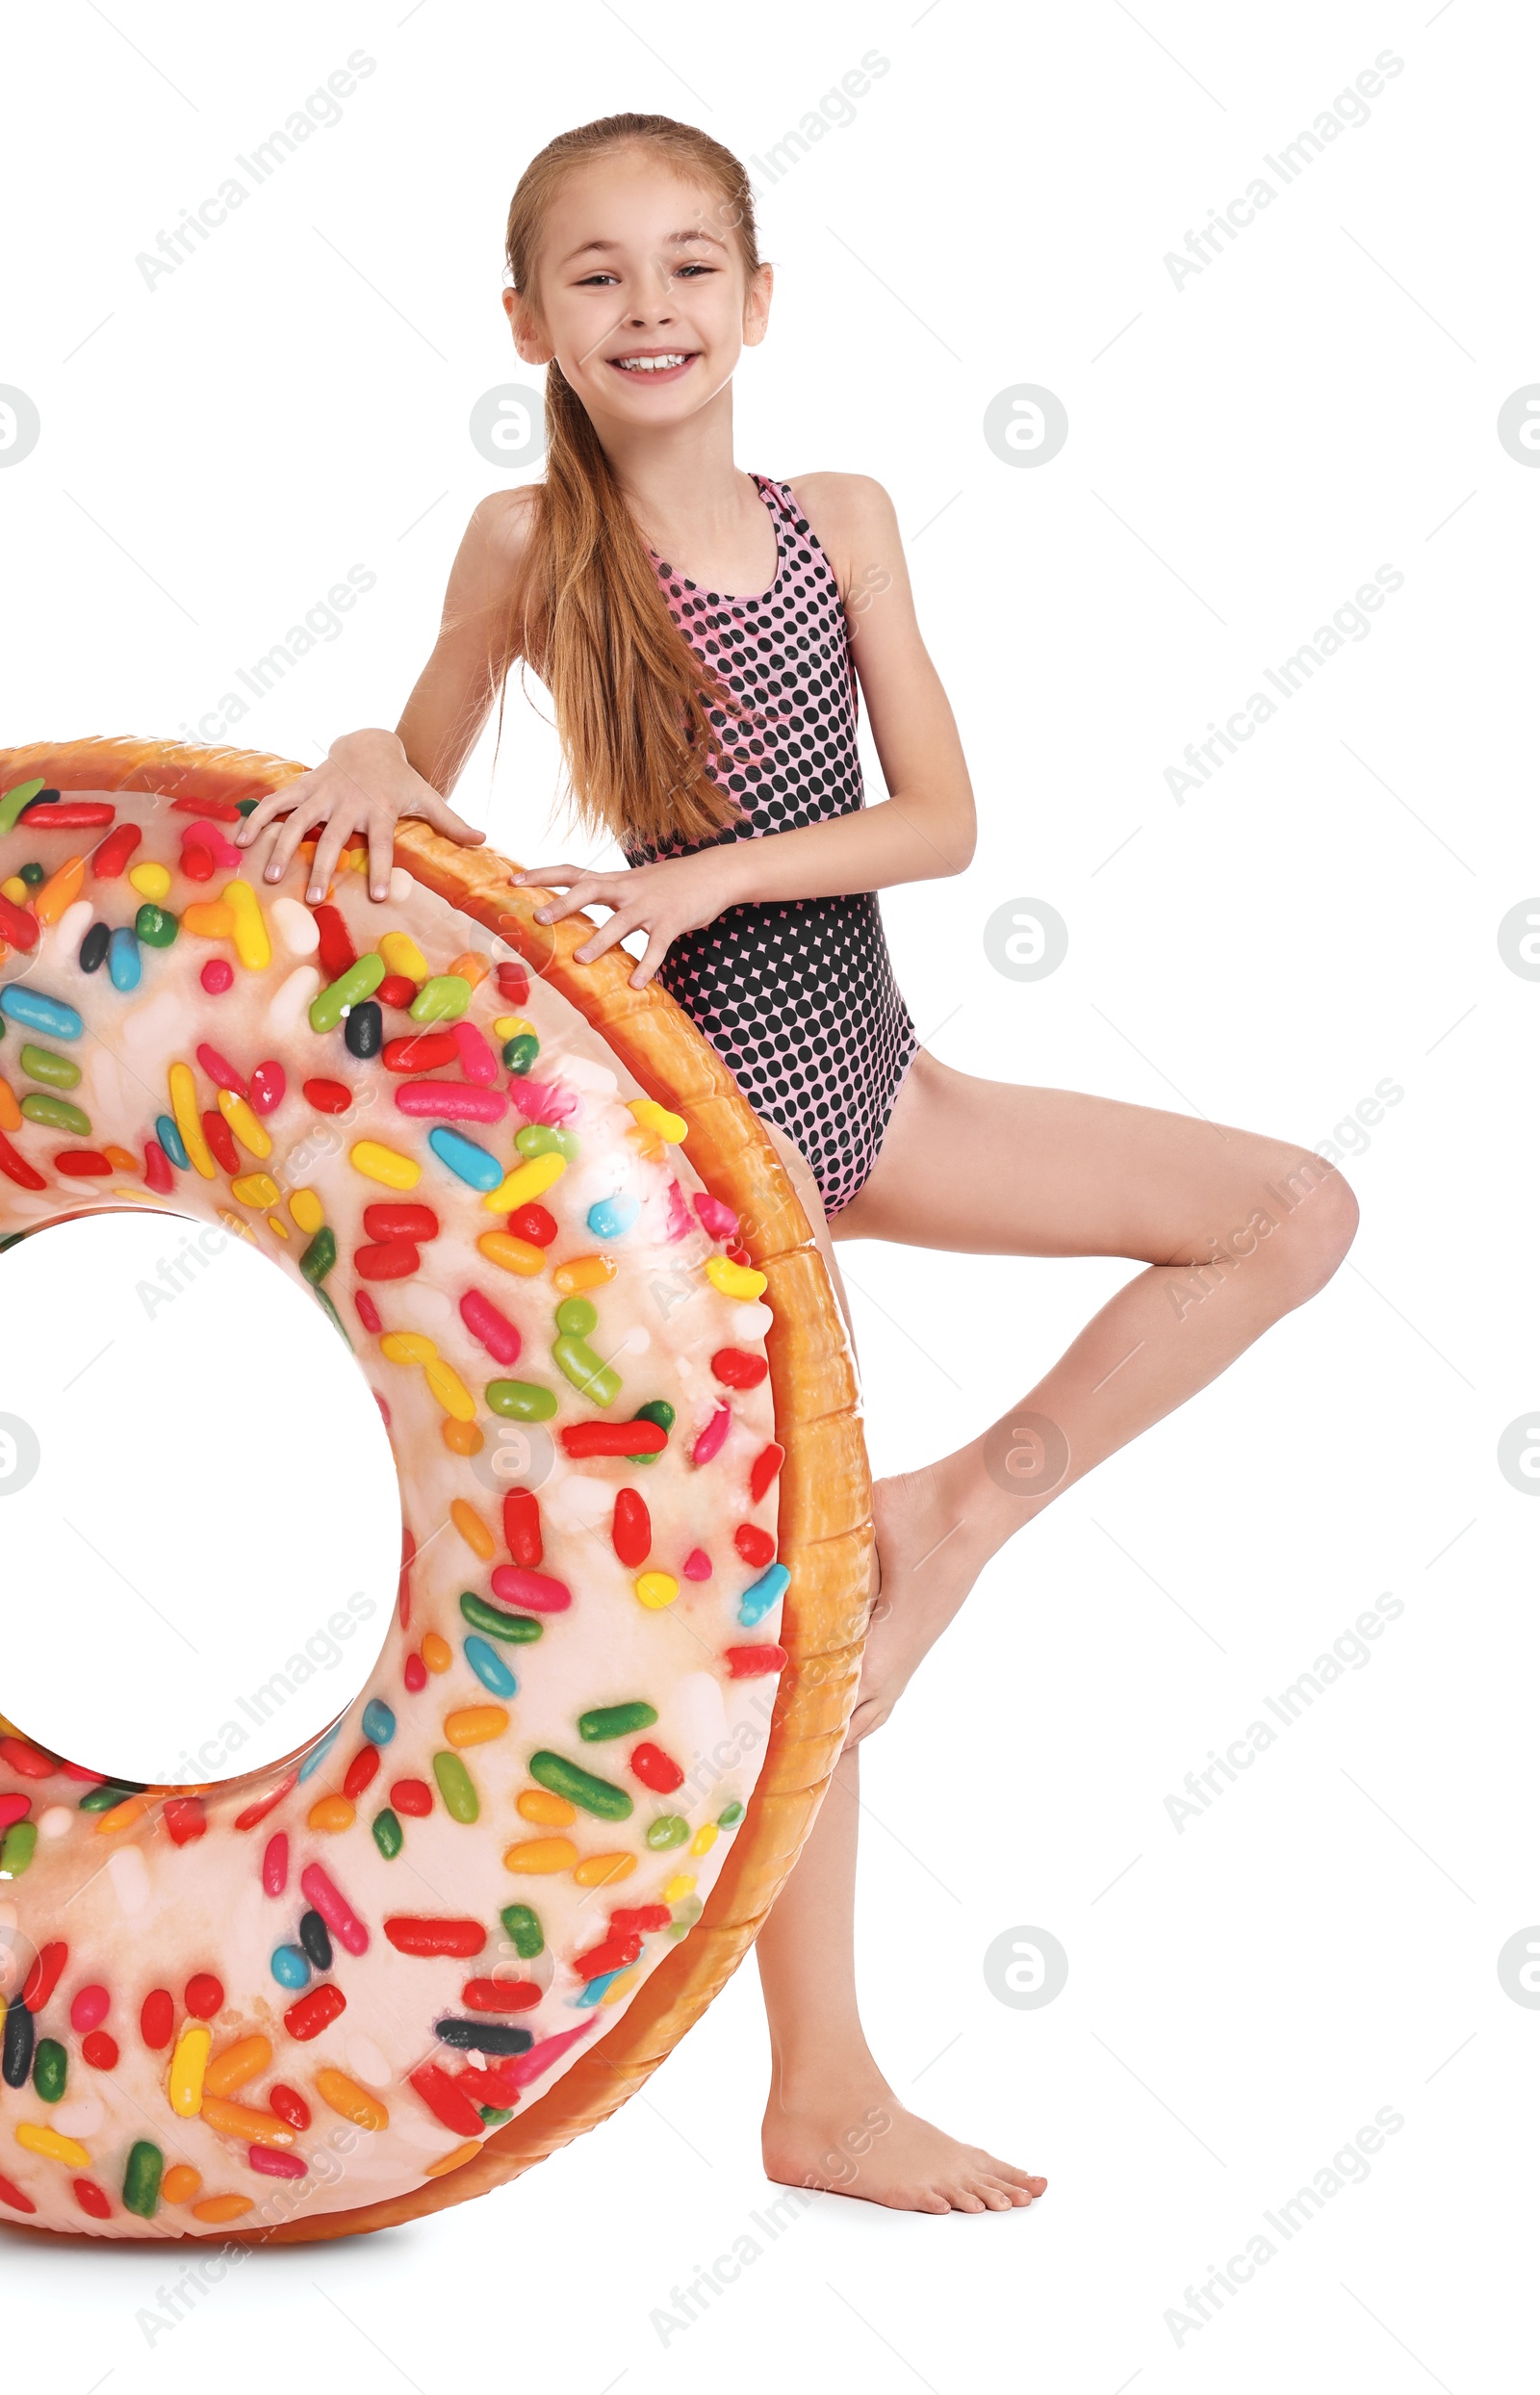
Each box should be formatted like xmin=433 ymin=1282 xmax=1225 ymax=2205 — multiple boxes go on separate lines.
xmin=192 ymin=2193 xmax=253 ymax=2224
xmin=102 ymin=1144 xmax=141 ymax=1173
xmin=94 ymin=1792 xmax=155 ymax=1836
xmin=444 ymin=1705 xmax=508 ymax=1749
xmin=0 ymin=1077 xmax=19 ymax=1133
xmin=476 ymin=1231 xmax=546 ymax=1278
xmin=517 ymin=1789 xmax=576 ymax=1827
xmin=422 ymin=1632 xmax=452 ymax=1674
xmin=424 ymin=2138 xmax=482 ymax=2177
xmin=442 ymin=1418 xmax=484 ymax=1456
xmin=199 ymin=2098 xmax=295 ymax=2150
xmin=573 ymin=1850 xmax=636 ymax=1888
xmin=552 ymin=1253 xmax=616 ymax=1296
xmin=502 ymin=1837 xmax=578 ymax=1874
xmin=162 ymin=2164 xmax=202 ymax=2204
xmin=35 ymin=855 xmax=86 ymax=925
xmin=204 ymin=2036 xmax=272 ymax=2099
xmin=448 ymin=950 xmax=491 ymax=988
xmin=314 ymin=2069 xmax=389 ymax=2132
xmin=181 ymin=901 xmax=238 ymax=939
xmin=307 ymin=1795 xmax=356 ymax=1835
xmin=449 ymin=1498 xmax=495 ymax=1560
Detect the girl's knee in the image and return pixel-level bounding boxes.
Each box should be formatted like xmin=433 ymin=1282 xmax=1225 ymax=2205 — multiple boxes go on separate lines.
xmin=1267 ymin=1154 xmax=1359 ymax=1303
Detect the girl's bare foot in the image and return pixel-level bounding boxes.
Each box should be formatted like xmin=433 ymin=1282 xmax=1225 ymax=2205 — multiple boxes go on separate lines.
xmin=761 ymin=2071 xmax=1046 ymax=2215
xmin=846 ymin=1466 xmax=994 ymax=1745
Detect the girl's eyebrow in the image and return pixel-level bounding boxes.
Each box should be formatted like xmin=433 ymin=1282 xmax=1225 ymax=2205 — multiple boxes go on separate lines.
xmin=560 ymin=228 xmax=727 ymax=267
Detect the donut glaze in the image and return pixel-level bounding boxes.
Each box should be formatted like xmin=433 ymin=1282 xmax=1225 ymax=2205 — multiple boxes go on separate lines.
xmin=0 ymin=739 xmax=871 ymax=2244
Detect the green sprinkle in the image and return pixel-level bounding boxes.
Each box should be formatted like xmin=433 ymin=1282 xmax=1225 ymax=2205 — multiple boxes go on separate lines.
xmin=478 ymin=2105 xmax=516 ymax=2126
xmin=667 ymin=1894 xmax=705 ymax=1939
xmin=19 ymin=1043 xmax=80 ymax=1090
xmin=578 ymin=1701 xmax=658 ymax=1743
xmin=553 ymin=1296 xmax=597 ymax=1338
xmin=372 ymin=1808 xmax=403 ymax=1860
xmin=300 ymin=1226 xmax=337 ymax=1285
xmin=135 ymin=904 xmax=179 ymax=948
xmin=501 ymin=1033 xmax=539 ymax=1075
xmin=309 ymin=953 xmax=385 ymax=1035
xmin=460 ymin=1590 xmax=545 ymax=1643
xmin=645 ymin=1815 xmax=690 ymax=1850
xmin=79 ymin=1783 xmax=141 ymax=1812
xmin=485 ymin=1378 xmax=557 ymax=1422
xmin=1 ymin=1822 xmax=38 ymax=1875
xmin=0 ymin=780 xmax=45 ymax=837
xmin=629 ymin=1398 xmax=676 ymax=1465
xmin=122 ymin=2140 xmax=164 ymax=2219
xmin=32 ymin=2038 xmax=67 ymax=2102
xmin=552 ymin=1334 xmax=620 ymax=1406
xmin=501 ymin=1901 xmax=544 ymax=1959
xmin=409 ymin=973 xmax=473 ymax=1024
xmin=236 ymin=798 xmax=260 ymax=816
xmin=433 ymin=1750 xmax=479 ymax=1824
xmin=17 ymin=863 xmax=43 ymax=888
xmin=527 ymin=1751 xmax=633 ymax=1822
xmin=515 ymin=1122 xmax=579 ymax=1161
xmin=19 ymin=1092 xmax=90 ymax=1137
xmin=717 ymin=1800 xmax=744 ymax=1827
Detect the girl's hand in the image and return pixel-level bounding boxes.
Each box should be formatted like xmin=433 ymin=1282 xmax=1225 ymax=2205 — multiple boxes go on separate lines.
xmin=512 ymin=848 xmax=747 ymax=989
xmin=234 ymin=727 xmax=487 ymax=905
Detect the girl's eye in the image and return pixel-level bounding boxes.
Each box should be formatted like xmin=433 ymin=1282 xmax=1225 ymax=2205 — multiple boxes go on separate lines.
xmin=675 ymin=262 xmax=714 ymax=277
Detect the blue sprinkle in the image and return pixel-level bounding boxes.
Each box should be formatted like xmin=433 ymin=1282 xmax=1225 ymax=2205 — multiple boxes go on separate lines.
xmin=463 ymin=1635 xmax=517 ymax=1699
xmin=155 ymin=1113 xmax=189 ymax=1171
xmin=0 ymin=986 xmax=84 ymax=1041
xmin=108 ymin=926 xmax=141 ymax=992
xmin=738 ymin=1561 xmax=789 ymax=1628
xmin=361 ymin=1698 xmax=397 ymax=1746
xmin=427 ymin=1124 xmax=504 ymax=1192
xmin=296 ymin=1720 xmax=344 ymax=1781
xmin=586 ymin=1193 xmax=638 ymax=1240
xmin=270 ymin=1944 xmax=311 ymax=1989
xmin=572 ymin=1969 xmax=623 ymax=2009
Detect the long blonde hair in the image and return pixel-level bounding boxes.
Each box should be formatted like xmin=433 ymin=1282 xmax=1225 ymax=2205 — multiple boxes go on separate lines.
xmin=499 ymin=114 xmax=761 ymax=854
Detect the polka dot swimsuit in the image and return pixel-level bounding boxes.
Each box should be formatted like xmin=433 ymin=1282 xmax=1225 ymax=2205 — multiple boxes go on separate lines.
xmin=624 ymin=475 xmax=919 ymax=1219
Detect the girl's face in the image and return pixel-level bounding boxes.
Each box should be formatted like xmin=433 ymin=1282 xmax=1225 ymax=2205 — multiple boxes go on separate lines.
xmin=505 ymin=151 xmax=771 ymax=430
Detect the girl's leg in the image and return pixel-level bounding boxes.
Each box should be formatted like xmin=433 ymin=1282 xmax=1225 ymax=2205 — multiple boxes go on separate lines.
xmin=752 ymin=1119 xmax=1046 ymax=2210
xmin=831 ymin=1052 xmax=1360 ymax=1738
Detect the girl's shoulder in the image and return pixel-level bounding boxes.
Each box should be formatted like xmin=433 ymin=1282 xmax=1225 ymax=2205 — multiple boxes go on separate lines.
xmin=782 ymin=472 xmax=903 ymax=594
xmin=475 ymin=482 xmax=541 ymax=581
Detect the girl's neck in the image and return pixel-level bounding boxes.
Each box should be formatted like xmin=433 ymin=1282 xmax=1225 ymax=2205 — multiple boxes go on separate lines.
xmin=597 ymin=383 xmax=771 ymax=589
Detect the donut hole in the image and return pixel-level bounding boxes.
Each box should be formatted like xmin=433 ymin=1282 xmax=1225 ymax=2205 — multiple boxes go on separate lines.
xmin=0 ymin=1209 xmax=400 ymax=1786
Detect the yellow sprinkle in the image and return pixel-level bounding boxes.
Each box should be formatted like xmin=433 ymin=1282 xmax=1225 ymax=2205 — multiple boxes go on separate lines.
xmin=168 ymin=1061 xmax=216 ymax=1179
xmin=422 ymin=1632 xmax=452 ymax=1674
xmin=218 ymin=1087 xmax=272 ymax=1159
xmin=220 ymin=878 xmax=271 ymax=969
xmin=517 ymin=1789 xmax=576 ymax=1827
xmin=169 ymin=2022 xmax=213 ymax=2118
xmin=476 ymin=1230 xmax=546 ymax=1277
xmin=600 ymin=1967 xmax=639 ymax=2004
xmin=129 ymin=861 xmax=172 ymax=901
xmin=216 ymin=1207 xmax=256 ymax=1244
xmin=314 ymin=2070 xmax=389 ymax=2132
xmin=1 ymin=876 xmax=27 ymax=905
xmin=231 ymin=1172 xmax=280 ymax=1209
xmin=308 ymin=1795 xmax=355 ymax=1834
xmin=572 ymin=1851 xmax=636 ymax=1888
xmin=503 ymin=1837 xmax=578 ymax=1875
xmin=424 ymin=1356 xmax=475 ymax=1421
xmin=204 ymin=2036 xmax=272 ymax=2099
xmin=493 ymin=1015 xmax=535 ymax=1040
xmin=162 ymin=2164 xmax=202 ymax=2204
xmin=15 ymin=2123 xmax=91 ymax=2168
xmin=289 ymin=1187 xmax=324 ymax=1234
xmin=266 ymin=1212 xmax=290 ymax=1240
xmin=450 ymin=1498 xmax=496 ymax=1560
xmin=381 ymin=1330 xmax=438 ymax=1366
xmin=379 ymin=930 xmax=427 ymax=981
xmin=661 ymin=1873 xmax=697 ymax=1904
xmin=351 ymin=1140 xmax=421 ymax=1190
xmin=445 ymin=1705 xmax=509 ymax=1748
xmin=483 ymin=1152 xmax=566 ymax=1213
xmin=552 ymin=1253 xmax=616 ymax=1296
xmin=634 ymin=1572 xmax=680 ymax=1611
xmin=424 ymin=2139 xmax=482 ymax=2177
xmin=706 ymin=1255 xmax=767 ymax=1300
xmin=182 ymin=900 xmax=238 ymax=939
xmin=689 ymin=1822 xmax=719 ymax=1856
xmin=192 ymin=2194 xmax=253 ymax=2223
xmin=629 ymin=1098 xmax=687 ymax=1143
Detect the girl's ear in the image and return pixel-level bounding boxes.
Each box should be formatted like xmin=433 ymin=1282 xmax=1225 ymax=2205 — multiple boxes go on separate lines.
xmin=504 ymin=285 xmax=553 ymax=366
xmin=742 ymin=262 xmax=774 ymax=351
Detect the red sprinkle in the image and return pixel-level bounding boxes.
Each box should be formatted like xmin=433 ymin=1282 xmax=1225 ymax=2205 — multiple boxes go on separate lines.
xmin=25 ymin=800 xmax=114 ymax=828
xmin=248 ymin=1059 xmax=287 ymax=1116
xmin=233 ymin=1772 xmax=298 ymax=1832
xmin=73 ymin=2176 xmax=112 ymax=2219
xmin=734 ymin=1523 xmax=777 ymax=1568
xmin=403 ymin=1652 xmax=427 ymax=1694
xmin=496 ymin=960 xmax=530 ymax=1004
xmin=311 ymin=904 xmax=357 ymax=982
xmin=200 ymin=958 xmax=233 ymax=992
xmin=382 ymin=1031 xmax=457 ymax=1073
xmin=364 ymin=1202 xmax=439 ymax=1243
xmin=143 ymin=1138 xmax=173 ymax=1193
xmin=262 ymin=1834 xmax=289 ymax=1896
xmin=376 ymin=973 xmax=418 ymax=1010
xmin=0 ymin=2175 xmax=37 ymax=2215
xmin=249 ymin=2146 xmax=307 ymax=2179
xmin=163 ymin=1797 xmax=207 ymax=1846
xmin=0 ymin=1794 xmax=31 ymax=1834
xmin=725 ymin=1643 xmax=788 ymax=1680
xmin=629 ymin=1741 xmax=684 ymax=1794
xmin=81 ymin=2031 xmax=119 ymax=2071
xmin=683 ymin=1543 xmax=712 ymax=1577
xmin=502 ymin=1490 xmax=543 ymax=1568
xmin=460 ymin=1288 xmax=521 ymax=1366
xmin=507 ymin=1202 xmax=557 ymax=1248
xmin=183 ymin=844 xmax=217 ymax=884
xmin=0 ymin=892 xmax=38 ymax=953
xmin=560 ymin=1420 xmax=667 ymax=1459
xmin=355 ymin=1239 xmax=421 ymax=1282
xmin=488 ymin=1566 xmax=570 ymax=1614
xmin=384 ymin=1917 xmax=486 ymax=1958
xmin=283 ymin=1984 xmax=346 ymax=2041
xmin=0 ymin=1737 xmax=57 ymax=1779
xmin=185 ymin=1972 xmax=224 ymax=2020
xmin=572 ymin=1931 xmax=642 ymax=1982
xmin=611 ymin=1487 xmax=652 ymax=1568
xmin=390 ymin=1779 xmax=433 ymax=1817
xmin=90 ymin=823 xmax=142 ymax=879
xmin=610 ymin=1904 xmax=672 ymax=1934
xmin=54 ymin=1150 xmax=114 ymax=1177
xmin=171 ymin=793 xmax=243 ymax=821
xmin=70 ymin=1986 xmax=109 ymax=2033
xmin=22 ymin=1941 xmax=67 ymax=2013
xmin=712 ymin=1347 xmax=768 ymax=1388
xmin=303 ymin=1078 xmax=354 ymax=1115
xmin=409 ymin=2062 xmax=484 ymax=2137
xmin=749 ymin=1442 xmax=785 ymax=1504
xmin=344 ymin=1745 xmax=380 ymax=1799
xmin=460 ymin=1977 xmax=543 ymax=2013
xmin=691 ymin=1404 xmax=732 ymax=1466
xmin=354 ymin=1289 xmax=383 ymax=1334
xmin=0 ymin=1130 xmax=45 ymax=1191
xmin=269 ymin=2082 xmax=312 ymax=2130
xmin=197 ymin=1043 xmax=246 ymax=1096
xmin=201 ymin=1109 xmax=240 ymax=1173
xmin=141 ymin=1989 xmax=175 ymax=2049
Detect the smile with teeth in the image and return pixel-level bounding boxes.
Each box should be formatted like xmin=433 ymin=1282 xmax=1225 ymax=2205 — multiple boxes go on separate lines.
xmin=613 ymin=351 xmax=694 ymax=372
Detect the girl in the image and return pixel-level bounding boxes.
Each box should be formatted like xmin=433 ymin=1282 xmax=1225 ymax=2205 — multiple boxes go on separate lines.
xmin=235 ymin=114 xmax=1358 ymax=2216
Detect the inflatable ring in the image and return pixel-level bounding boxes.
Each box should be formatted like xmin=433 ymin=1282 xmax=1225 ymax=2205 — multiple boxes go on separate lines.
xmin=0 ymin=736 xmax=870 ymax=2245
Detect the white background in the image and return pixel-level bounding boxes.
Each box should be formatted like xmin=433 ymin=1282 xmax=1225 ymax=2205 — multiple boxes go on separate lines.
xmin=2 ymin=2 xmax=1535 ymax=2388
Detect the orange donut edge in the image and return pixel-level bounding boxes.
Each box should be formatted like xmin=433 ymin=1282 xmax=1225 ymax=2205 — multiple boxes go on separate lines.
xmin=0 ymin=735 xmax=872 ymax=2245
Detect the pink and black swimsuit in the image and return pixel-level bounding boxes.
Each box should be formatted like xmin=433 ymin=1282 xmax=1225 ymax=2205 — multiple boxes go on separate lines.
xmin=624 ymin=474 xmax=919 ymax=1219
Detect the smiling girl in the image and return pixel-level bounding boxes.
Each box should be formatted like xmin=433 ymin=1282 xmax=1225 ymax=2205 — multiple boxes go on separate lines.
xmin=236 ymin=113 xmax=1358 ymax=2215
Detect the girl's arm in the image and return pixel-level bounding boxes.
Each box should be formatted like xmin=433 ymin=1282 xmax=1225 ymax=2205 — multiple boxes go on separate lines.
xmin=524 ymin=476 xmax=977 ymax=984
xmin=235 ymin=491 xmax=535 ymax=904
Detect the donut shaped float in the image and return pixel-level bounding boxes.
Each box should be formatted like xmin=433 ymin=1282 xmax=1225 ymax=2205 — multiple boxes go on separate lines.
xmin=0 ymin=736 xmax=870 ymax=2244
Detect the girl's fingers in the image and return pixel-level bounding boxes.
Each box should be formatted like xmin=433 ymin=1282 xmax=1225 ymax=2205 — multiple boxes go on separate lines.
xmin=623 ymin=930 xmax=671 ymax=990
xmin=307 ymin=812 xmax=359 ymax=905
xmin=262 ymin=799 xmax=331 ymax=886
xmin=367 ymin=814 xmax=396 ymax=903
xmin=512 ymin=864 xmax=587 ymax=888
xmin=234 ymin=784 xmax=304 ymax=846
xmin=417 ymin=792 xmax=487 ymax=847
